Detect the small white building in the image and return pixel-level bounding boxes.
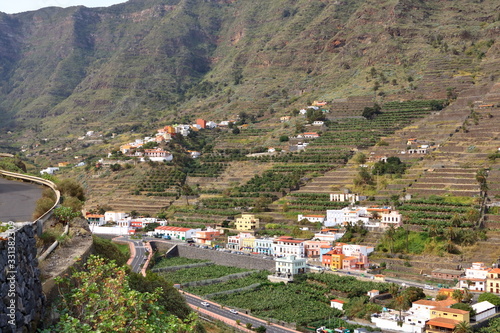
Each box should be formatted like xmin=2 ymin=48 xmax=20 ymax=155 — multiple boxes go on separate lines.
xmin=297 ymin=214 xmax=325 ymax=223
xmin=40 ymin=167 xmax=59 ymax=175
xmin=330 ymin=193 xmax=364 ymax=203
xmin=380 ymin=211 xmax=403 ymax=229
xmin=154 ymin=226 xmax=201 ymax=241
xmin=206 ymin=121 xmax=217 ymax=129
xmin=104 ymin=211 xmax=128 ymax=223
xmin=472 ymin=301 xmax=496 ymax=321
xmin=458 ymin=262 xmax=489 ymax=291
xmin=330 ymin=299 xmax=345 ymax=311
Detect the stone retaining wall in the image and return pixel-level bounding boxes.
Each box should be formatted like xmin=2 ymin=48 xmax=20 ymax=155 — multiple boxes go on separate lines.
xmin=0 ymin=223 xmax=45 ymax=332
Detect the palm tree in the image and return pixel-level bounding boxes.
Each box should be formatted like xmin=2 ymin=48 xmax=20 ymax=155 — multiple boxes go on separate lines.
xmin=452 ymin=289 xmax=464 ymax=303
xmin=453 ymin=320 xmax=472 ymax=333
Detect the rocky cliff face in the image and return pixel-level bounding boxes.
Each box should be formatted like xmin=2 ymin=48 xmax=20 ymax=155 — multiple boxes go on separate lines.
xmin=0 ymin=0 xmax=498 ymax=139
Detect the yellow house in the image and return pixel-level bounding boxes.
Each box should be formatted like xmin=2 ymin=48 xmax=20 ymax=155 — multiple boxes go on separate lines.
xmin=331 ymin=253 xmax=345 ymax=270
xmin=234 ymin=214 xmax=260 ymax=231
xmin=426 ymin=307 xmax=469 ymax=333
xmin=241 ymin=237 xmax=256 ymax=253
xmin=374 ymin=274 xmax=385 ymax=282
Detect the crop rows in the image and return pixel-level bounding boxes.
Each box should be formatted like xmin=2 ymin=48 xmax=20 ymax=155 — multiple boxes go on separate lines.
xmin=154 ymin=257 xmax=210 ymax=269
xmin=159 ymin=265 xmax=250 ymax=284
xmin=184 ymin=271 xmax=269 ymax=296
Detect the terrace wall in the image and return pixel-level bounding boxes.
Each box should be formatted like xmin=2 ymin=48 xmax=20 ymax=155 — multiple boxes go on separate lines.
xmin=152 ymin=242 xmax=275 ymax=271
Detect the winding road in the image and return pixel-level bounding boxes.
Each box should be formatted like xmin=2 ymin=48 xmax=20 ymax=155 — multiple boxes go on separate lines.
xmin=0 ymin=177 xmax=44 ymax=222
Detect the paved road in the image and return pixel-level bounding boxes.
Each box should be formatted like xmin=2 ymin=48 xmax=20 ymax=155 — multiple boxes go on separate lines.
xmin=0 ymin=177 xmax=44 ymax=222
xmin=183 ymin=293 xmax=299 ymax=333
xmin=115 ymin=236 xmax=148 ymax=273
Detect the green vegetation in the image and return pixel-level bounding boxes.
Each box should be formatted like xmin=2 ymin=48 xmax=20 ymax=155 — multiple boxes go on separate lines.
xmin=92 ymin=236 xmax=130 ymax=267
xmin=184 ymin=270 xmax=269 ymax=296
xmin=159 ymin=265 xmax=250 ymax=284
xmin=153 ymin=257 xmax=210 ymax=269
xmin=42 ymin=255 xmax=197 ymax=333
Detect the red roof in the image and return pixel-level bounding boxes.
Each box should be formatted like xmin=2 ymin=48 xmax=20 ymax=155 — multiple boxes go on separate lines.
xmin=155 ymin=226 xmax=191 ymax=232
xmin=489 ymin=268 xmax=500 ymax=273
xmin=331 ymin=299 xmax=345 ymax=303
xmin=426 ymin=318 xmax=459 ymax=329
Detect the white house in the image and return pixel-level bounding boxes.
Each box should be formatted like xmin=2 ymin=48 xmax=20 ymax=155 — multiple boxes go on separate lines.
xmin=472 ymin=301 xmax=496 ymax=321
xmin=226 ymin=232 xmax=254 ymax=250
xmin=297 ymin=214 xmax=325 ymax=223
xmin=254 ymin=237 xmax=275 ymax=255
xmin=313 ymin=229 xmax=345 ymax=242
xmin=342 ymin=244 xmax=374 ymax=259
xmin=312 ymin=121 xmax=324 ymax=126
xmin=143 ymin=148 xmax=173 ymax=162
xmin=154 ymin=226 xmax=201 ymax=241
xmin=273 ymin=236 xmax=305 ymax=258
xmin=40 ymin=167 xmax=59 ymax=175
xmin=458 ymin=262 xmax=489 ymax=291
xmin=380 ymin=210 xmax=403 ymax=229
xmin=330 ymin=299 xmax=345 ymax=311
xmin=325 ymin=207 xmax=370 ymax=227
xmin=275 ymin=255 xmax=306 ymax=276
xmin=104 ymin=211 xmax=128 ymax=223
xmin=330 ymin=193 xmax=365 ymax=203
xmin=206 ymin=121 xmax=217 ymax=129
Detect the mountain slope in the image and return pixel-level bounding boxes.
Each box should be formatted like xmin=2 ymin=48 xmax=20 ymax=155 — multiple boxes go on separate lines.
xmin=0 ymin=0 xmax=498 ymax=142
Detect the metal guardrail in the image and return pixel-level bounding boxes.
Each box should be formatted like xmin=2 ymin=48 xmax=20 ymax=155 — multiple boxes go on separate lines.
xmin=0 ymin=170 xmax=61 ymax=230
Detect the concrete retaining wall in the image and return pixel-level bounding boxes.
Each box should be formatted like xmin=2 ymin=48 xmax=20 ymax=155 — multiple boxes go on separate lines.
xmin=151 ymin=241 xmax=275 ymax=271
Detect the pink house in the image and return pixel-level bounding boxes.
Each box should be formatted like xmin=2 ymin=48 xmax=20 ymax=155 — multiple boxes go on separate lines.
xmin=303 ymin=240 xmax=331 ymax=258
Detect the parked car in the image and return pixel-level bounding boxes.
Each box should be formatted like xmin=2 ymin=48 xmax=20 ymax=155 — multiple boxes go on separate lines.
xmin=424 ymin=285 xmax=434 ymax=290
xmin=229 ymin=309 xmax=238 ymax=314
xmin=201 ymin=302 xmax=210 ymax=307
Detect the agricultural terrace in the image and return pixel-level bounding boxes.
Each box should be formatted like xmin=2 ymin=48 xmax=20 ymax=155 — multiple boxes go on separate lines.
xmin=211 ymin=273 xmax=390 ymax=326
xmin=286 ymin=192 xmax=350 ymax=212
xmin=153 ymin=256 xmax=210 ymax=269
xmin=158 ymin=264 xmax=250 ymax=284
xmin=398 ymin=195 xmax=480 ymax=228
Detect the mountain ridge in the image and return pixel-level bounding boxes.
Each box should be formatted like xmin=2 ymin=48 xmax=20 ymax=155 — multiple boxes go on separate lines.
xmin=0 ymin=0 xmax=498 ymax=144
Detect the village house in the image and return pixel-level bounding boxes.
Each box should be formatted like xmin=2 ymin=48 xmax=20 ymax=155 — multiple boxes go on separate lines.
xmin=297 ymin=214 xmax=326 ymax=223
xmin=154 ymin=226 xmax=201 ymax=241
xmin=226 ymin=232 xmax=253 ymax=250
xmin=379 ymin=210 xmax=403 ymax=229
xmin=130 ymin=217 xmax=166 ymax=229
xmin=269 ymin=255 xmax=307 ymax=283
xmin=85 ymin=213 xmax=105 ymax=226
xmin=330 ymin=192 xmax=365 ymax=203
xmin=40 ymin=167 xmax=59 ymax=175
xmin=194 ymin=227 xmax=222 ymax=245
xmin=303 ymin=240 xmax=331 ymax=258
xmin=143 ymin=148 xmax=173 ymax=162
xmin=234 ymin=214 xmax=260 ymax=231
xmin=196 ymin=118 xmax=206 ymax=129
xmin=104 ymin=211 xmax=128 ymax=223
xmin=458 ymin=262 xmax=489 ymax=291
xmin=312 ymin=120 xmax=324 ymax=126
xmin=431 ymin=268 xmax=464 ymax=280
xmin=273 ymin=236 xmax=305 ymax=258
xmin=280 ymin=116 xmax=291 ymax=122
xmin=313 ymin=228 xmax=345 ymax=242
xmin=206 ymin=121 xmax=217 ymax=129
xmin=254 ymin=238 xmax=275 ymax=255
xmin=241 ymin=236 xmax=256 ymax=253
xmin=425 ymin=307 xmax=469 ymax=333
xmin=330 ymin=299 xmax=345 ymax=311
xmin=301 ymin=132 xmax=320 ymax=139
xmin=486 ymin=268 xmax=500 ymax=294
xmin=325 ymin=207 xmax=370 ymax=227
